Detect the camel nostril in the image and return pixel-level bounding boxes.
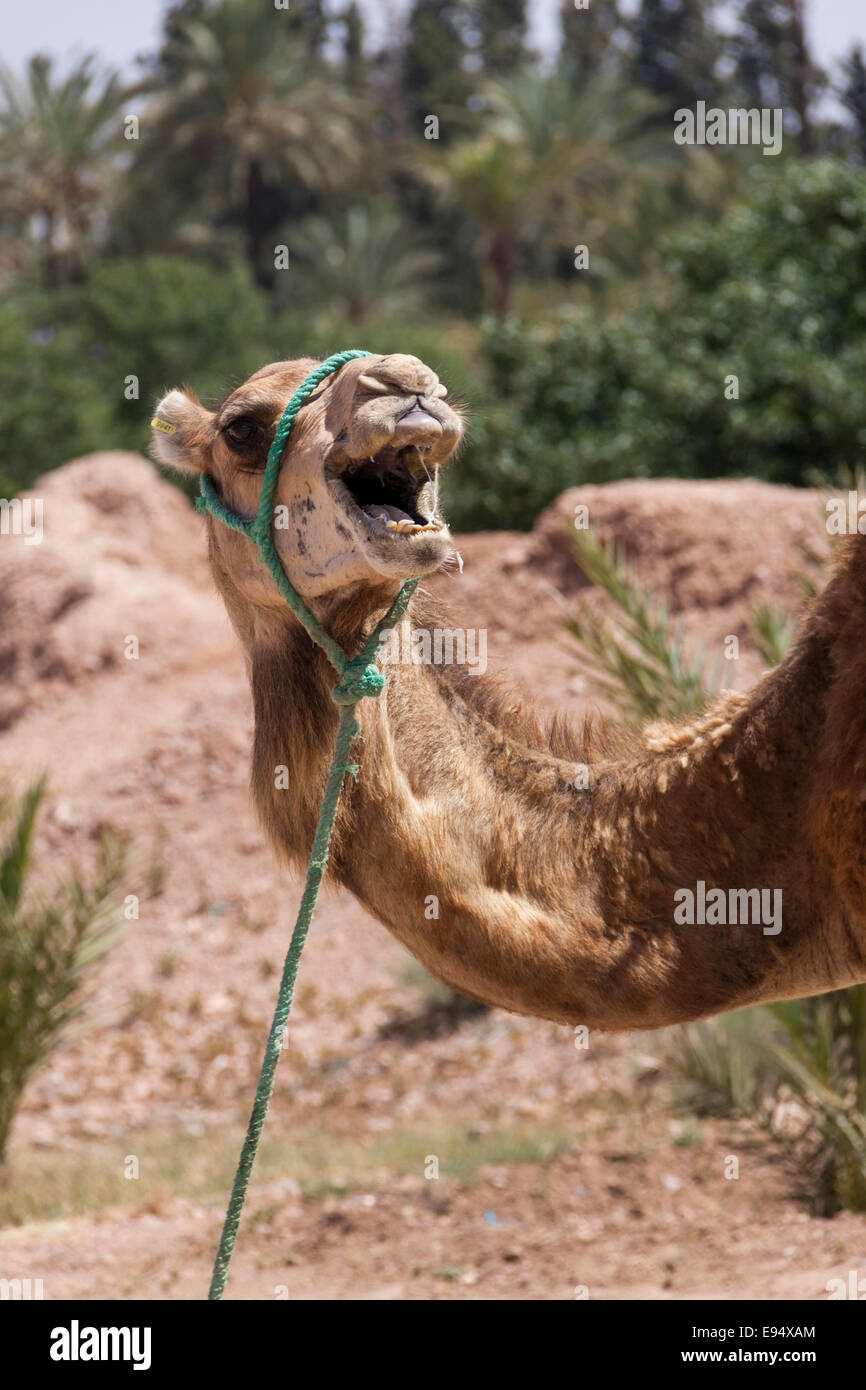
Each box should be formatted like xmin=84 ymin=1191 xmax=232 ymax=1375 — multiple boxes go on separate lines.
xmin=393 ymin=407 xmax=443 ymax=441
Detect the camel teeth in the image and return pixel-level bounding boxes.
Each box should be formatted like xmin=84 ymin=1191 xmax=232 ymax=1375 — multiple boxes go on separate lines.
xmin=383 ymin=518 xmax=441 ymax=535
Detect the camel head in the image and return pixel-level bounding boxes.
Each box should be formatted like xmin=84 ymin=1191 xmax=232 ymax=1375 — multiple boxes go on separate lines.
xmin=150 ymin=353 xmax=464 ymax=611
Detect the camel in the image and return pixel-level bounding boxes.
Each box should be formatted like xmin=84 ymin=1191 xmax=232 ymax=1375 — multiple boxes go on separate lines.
xmin=150 ymin=352 xmax=866 ymax=1032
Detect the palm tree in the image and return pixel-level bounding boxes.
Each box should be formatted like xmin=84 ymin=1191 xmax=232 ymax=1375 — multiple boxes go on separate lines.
xmin=143 ymin=0 xmax=364 ymax=288
xmin=0 ymin=55 xmax=128 ymax=285
xmin=427 ymin=69 xmax=663 ymax=315
xmin=290 ymin=205 xmax=442 ymax=325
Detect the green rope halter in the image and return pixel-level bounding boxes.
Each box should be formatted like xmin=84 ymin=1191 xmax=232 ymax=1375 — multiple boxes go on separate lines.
xmin=195 ymin=350 xmax=419 ymax=1300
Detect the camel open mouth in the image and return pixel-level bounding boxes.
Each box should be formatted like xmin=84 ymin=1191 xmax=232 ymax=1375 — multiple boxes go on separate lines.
xmin=328 ymin=443 xmax=444 ymax=540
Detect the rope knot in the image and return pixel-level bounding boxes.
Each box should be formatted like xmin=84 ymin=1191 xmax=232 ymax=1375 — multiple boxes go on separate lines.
xmin=331 ymin=656 xmax=385 ymax=706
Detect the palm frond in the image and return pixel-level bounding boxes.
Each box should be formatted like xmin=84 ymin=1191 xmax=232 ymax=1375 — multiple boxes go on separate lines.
xmin=567 ymin=527 xmax=720 ymax=722
xmin=751 ymin=602 xmax=797 ymax=668
xmin=0 ymin=776 xmax=46 ymax=912
xmin=0 ymin=782 xmax=127 ymax=1161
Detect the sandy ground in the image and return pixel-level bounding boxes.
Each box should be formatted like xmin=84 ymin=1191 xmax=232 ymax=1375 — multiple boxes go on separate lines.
xmin=2 ymin=454 xmax=862 ymax=1301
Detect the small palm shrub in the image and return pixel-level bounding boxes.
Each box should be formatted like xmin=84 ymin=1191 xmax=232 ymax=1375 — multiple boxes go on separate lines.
xmin=665 ymin=1002 xmax=866 ymax=1215
xmin=0 ymin=778 xmax=126 ymax=1162
xmin=567 ymin=529 xmax=722 ymax=722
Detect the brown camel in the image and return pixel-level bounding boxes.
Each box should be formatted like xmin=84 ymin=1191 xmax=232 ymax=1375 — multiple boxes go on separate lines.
xmin=151 ymin=352 xmax=866 ymax=1032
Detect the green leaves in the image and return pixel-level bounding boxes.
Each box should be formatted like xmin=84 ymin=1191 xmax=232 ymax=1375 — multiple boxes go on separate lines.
xmin=662 ymin=993 xmax=866 ymax=1214
xmin=0 ymin=781 xmax=127 ymax=1161
xmin=750 ymin=603 xmax=797 ymax=668
xmin=469 ymin=160 xmax=866 ymax=522
xmin=566 ymin=527 xmax=720 ymax=723
xmin=0 ymin=776 xmax=45 ymax=913
xmin=285 ymin=206 xmax=443 ymax=326
xmin=0 ymin=256 xmax=276 ymax=496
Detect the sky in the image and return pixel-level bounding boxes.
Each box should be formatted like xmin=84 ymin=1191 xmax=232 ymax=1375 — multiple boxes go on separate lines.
xmin=1 ymin=0 xmax=864 ymax=83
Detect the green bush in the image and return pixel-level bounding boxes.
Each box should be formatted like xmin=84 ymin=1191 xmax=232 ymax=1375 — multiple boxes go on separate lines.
xmin=0 ymin=300 xmax=114 ymax=498
xmin=0 ymin=257 xmax=279 ymax=495
xmin=467 ymin=160 xmax=866 ymax=527
xmin=665 ymin=998 xmax=866 ymax=1215
xmin=62 ymin=255 xmax=276 ymax=416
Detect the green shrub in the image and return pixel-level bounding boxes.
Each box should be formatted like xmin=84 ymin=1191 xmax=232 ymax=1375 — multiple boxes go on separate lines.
xmin=469 ymin=160 xmax=866 ymax=526
xmin=0 ymin=300 xmax=114 ymax=498
xmin=567 ymin=529 xmax=722 ymax=722
xmin=0 ymin=779 xmax=127 ymax=1162
xmin=664 ymin=999 xmax=866 ymax=1215
xmin=0 ymin=257 xmax=278 ymax=495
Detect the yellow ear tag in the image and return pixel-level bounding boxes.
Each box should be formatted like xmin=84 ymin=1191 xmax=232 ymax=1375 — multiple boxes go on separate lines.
xmin=151 ymin=417 xmax=177 ymax=435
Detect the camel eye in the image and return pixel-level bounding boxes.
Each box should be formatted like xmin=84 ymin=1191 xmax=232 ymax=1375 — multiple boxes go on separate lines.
xmin=224 ymin=417 xmax=258 ymax=446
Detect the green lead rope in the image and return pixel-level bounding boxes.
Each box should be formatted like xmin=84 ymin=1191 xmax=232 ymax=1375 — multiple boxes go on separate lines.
xmin=196 ymin=350 xmax=419 ymax=1300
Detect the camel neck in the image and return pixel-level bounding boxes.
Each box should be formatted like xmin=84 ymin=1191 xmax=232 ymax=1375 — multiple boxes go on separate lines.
xmin=240 ymin=569 xmax=866 ymax=1030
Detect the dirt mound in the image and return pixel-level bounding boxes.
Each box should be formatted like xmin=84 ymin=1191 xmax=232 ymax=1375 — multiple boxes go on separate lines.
xmin=0 ymin=453 xmax=230 ymax=731
xmin=530 ymin=477 xmax=825 ymax=614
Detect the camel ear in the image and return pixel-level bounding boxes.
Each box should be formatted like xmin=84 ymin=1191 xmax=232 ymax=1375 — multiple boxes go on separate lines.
xmin=150 ymin=389 xmax=213 ymax=473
